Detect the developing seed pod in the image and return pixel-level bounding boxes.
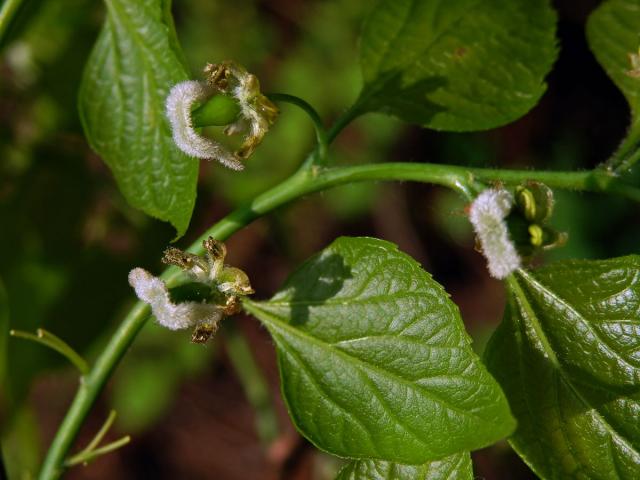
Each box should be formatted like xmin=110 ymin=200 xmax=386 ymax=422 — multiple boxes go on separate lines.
xmin=515 ymin=182 xmax=554 ymax=223
xmin=510 ymin=182 xmax=567 ymax=258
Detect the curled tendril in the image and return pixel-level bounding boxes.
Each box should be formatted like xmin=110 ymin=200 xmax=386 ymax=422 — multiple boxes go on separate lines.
xmin=165 ymin=61 xmax=278 ymax=170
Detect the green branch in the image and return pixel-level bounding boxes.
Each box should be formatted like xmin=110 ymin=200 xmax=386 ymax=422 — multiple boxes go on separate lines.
xmin=10 ymin=329 xmax=89 ymax=376
xmin=36 ymin=155 xmax=640 ymax=479
xmin=602 ymin=125 xmax=640 ymax=176
xmin=64 ymin=437 xmax=131 ymax=468
xmin=63 ymin=410 xmax=130 ymax=468
xmin=81 ymin=410 xmax=117 ymax=455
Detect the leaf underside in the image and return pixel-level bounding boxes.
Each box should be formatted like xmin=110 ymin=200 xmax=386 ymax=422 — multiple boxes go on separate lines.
xmin=245 ymin=236 xmax=514 ymax=464
xmin=485 ymin=257 xmax=640 ymax=479
xmin=79 ymin=0 xmax=197 ymax=237
xmin=357 ymin=0 xmax=558 ymax=131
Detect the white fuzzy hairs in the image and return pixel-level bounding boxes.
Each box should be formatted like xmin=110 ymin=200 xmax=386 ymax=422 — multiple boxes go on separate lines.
xmin=128 ymin=267 xmax=222 ymax=330
xmin=165 ymin=80 xmax=244 ymax=170
xmin=468 ymin=189 xmax=521 ymax=279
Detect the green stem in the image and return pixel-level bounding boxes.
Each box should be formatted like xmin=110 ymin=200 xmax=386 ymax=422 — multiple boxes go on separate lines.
xmin=223 ymin=322 xmax=279 ymax=444
xmin=327 ymin=103 xmax=362 ymax=144
xmin=64 ymin=436 xmax=131 ymax=467
xmin=614 ymin=143 xmax=640 ymax=175
xmin=36 ymin=158 xmax=640 ymax=479
xmin=37 ymin=303 xmax=150 ymax=479
xmin=36 ymin=167 xmax=311 ymax=479
xmin=82 ymin=410 xmax=117 ymax=454
xmin=267 ymin=93 xmax=329 ymax=164
xmin=0 ymin=0 xmax=25 ymax=45
xmin=603 ymin=125 xmax=640 ymax=175
xmin=10 ymin=329 xmax=89 ymax=376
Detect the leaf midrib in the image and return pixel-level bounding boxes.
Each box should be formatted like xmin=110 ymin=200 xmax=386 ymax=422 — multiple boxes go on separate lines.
xmin=509 ymin=271 xmax=640 ymax=461
xmin=245 ymin=300 xmax=497 ymax=423
xmin=266 ymin=290 xmax=440 ymax=307
xmin=517 ymin=269 xmax=640 ymax=375
xmin=105 ymin=0 xmax=190 ymax=217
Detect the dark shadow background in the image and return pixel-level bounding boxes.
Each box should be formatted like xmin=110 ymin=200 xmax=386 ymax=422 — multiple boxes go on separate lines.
xmin=1 ymin=0 xmax=639 ymax=478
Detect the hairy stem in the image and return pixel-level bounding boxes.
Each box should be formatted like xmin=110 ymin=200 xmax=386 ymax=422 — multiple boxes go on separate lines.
xmin=603 ymin=126 xmax=640 ymax=175
xmin=37 ymin=157 xmax=640 ymax=479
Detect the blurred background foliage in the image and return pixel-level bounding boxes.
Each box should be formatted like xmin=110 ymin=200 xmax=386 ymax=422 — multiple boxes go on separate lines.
xmin=0 ymin=0 xmax=639 ymax=478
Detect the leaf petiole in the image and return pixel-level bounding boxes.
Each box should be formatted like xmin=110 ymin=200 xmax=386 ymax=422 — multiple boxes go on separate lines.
xmin=267 ymin=93 xmax=329 ymax=165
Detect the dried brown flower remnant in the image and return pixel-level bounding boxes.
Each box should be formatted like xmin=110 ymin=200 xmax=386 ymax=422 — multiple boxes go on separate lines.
xmin=166 ymin=61 xmax=278 ymax=170
xmin=129 ymin=238 xmax=253 ymax=343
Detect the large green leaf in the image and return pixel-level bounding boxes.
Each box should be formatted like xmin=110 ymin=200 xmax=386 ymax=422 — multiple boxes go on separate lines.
xmin=485 ymin=258 xmax=640 ymax=479
xmin=510 ymin=258 xmax=640 ymax=387
xmin=356 ymin=0 xmax=557 ymax=131
xmin=79 ymin=0 xmax=196 ymax=237
xmin=336 ymin=452 xmax=473 ymax=480
xmin=244 ymin=237 xmax=514 ymax=464
xmin=587 ymin=0 xmax=640 ymax=165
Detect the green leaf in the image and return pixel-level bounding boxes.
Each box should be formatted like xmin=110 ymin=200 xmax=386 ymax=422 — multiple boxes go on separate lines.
xmin=79 ymin=0 xmax=196 ymax=237
xmin=336 ymin=452 xmax=473 ymax=480
xmin=244 ymin=237 xmax=514 ymax=464
xmin=485 ymin=258 xmax=640 ymax=479
xmin=587 ymin=0 xmax=640 ymax=120
xmin=511 ymin=258 xmax=639 ymax=387
xmin=587 ymin=0 xmax=640 ymax=168
xmin=356 ymin=0 xmax=557 ymax=131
